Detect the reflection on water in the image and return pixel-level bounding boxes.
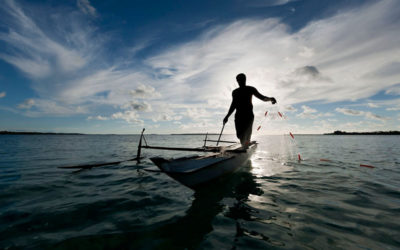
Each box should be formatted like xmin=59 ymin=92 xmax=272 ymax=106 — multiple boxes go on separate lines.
xmin=53 ymin=162 xmax=263 ymax=249
xmin=251 ymin=149 xmax=292 ymax=178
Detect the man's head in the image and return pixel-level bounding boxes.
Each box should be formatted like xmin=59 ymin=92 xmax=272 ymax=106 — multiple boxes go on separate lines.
xmin=236 ymin=73 xmax=246 ymax=87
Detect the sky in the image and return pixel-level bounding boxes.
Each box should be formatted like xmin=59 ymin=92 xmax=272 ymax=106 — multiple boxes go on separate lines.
xmin=0 ymin=0 xmax=400 ymax=134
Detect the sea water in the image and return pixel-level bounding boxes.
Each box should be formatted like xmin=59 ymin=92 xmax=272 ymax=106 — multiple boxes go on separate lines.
xmin=0 ymin=134 xmax=399 ymax=249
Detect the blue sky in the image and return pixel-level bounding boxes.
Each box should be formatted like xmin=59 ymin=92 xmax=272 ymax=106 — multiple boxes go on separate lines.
xmin=0 ymin=0 xmax=399 ymax=134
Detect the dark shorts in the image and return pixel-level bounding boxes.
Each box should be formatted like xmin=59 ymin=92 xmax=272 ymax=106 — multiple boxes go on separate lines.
xmin=235 ymin=113 xmax=254 ymax=142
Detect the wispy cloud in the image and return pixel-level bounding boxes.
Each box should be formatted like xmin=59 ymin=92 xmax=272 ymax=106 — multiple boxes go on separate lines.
xmin=0 ymin=0 xmax=90 ymax=79
xmin=386 ymin=107 xmax=400 ymax=111
xmin=77 ymin=0 xmax=97 ymax=18
xmin=335 ymin=107 xmax=387 ymax=121
xmin=242 ymin=0 xmax=298 ymax=8
xmin=21 ymin=99 xmax=87 ymax=117
xmin=0 ymin=92 xmax=5 ymax=98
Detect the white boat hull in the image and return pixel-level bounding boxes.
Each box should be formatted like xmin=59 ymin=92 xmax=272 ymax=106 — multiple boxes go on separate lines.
xmin=151 ymin=142 xmax=257 ymax=189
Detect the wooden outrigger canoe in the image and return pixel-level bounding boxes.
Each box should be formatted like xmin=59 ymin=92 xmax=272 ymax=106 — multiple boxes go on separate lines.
xmin=137 ymin=129 xmax=257 ymax=189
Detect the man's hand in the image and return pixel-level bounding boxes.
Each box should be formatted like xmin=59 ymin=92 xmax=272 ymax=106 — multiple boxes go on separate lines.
xmin=223 ymin=116 xmax=228 ymax=124
xmin=271 ymin=97 xmax=277 ymax=104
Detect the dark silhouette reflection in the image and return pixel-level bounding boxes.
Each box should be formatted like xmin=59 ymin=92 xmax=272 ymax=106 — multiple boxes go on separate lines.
xmin=52 ymin=163 xmax=263 ymax=250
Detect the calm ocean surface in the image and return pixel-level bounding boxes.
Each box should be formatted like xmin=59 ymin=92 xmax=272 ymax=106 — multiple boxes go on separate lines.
xmin=0 ymin=134 xmax=399 ymax=249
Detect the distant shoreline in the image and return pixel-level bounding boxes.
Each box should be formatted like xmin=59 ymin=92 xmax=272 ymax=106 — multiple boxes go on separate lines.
xmin=2 ymin=130 xmax=399 ymax=136
xmin=0 ymin=131 xmax=84 ymax=135
xmin=0 ymin=131 xmax=221 ymax=136
xmin=324 ymin=130 xmax=400 ymax=135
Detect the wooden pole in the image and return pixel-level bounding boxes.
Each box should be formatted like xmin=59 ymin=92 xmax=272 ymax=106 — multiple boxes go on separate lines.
xmin=137 ymin=128 xmax=145 ymax=163
xmin=58 ymin=157 xmax=139 ymax=169
xmin=203 ymin=132 xmax=208 ymax=147
xmin=216 ymin=124 xmax=225 ymax=146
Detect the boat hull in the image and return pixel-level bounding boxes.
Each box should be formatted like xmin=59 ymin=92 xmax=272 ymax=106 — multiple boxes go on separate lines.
xmin=151 ymin=143 xmax=257 ymax=189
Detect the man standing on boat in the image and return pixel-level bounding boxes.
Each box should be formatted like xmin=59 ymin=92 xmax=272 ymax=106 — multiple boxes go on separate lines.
xmin=223 ymin=73 xmax=276 ymax=147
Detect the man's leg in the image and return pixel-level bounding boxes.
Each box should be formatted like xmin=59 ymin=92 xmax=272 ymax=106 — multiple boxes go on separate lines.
xmin=242 ymin=117 xmax=254 ymax=148
xmin=235 ymin=118 xmax=245 ymax=146
xmin=235 ymin=116 xmax=254 ymax=148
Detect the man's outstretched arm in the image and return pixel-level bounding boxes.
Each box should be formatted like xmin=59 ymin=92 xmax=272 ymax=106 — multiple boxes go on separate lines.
xmin=253 ymin=88 xmax=277 ymax=104
xmin=223 ymin=100 xmax=236 ymax=124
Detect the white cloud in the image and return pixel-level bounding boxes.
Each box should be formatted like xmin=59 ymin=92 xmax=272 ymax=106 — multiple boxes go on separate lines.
xmin=77 ymin=0 xmax=97 ymax=18
xmin=386 ymin=107 xmax=400 ymax=111
xmin=180 ymin=121 xmax=214 ymax=131
xmin=87 ymin=100 xmax=152 ymax=123
xmin=311 ymin=119 xmax=335 ymax=133
xmin=111 ymin=110 xmax=142 ymax=124
xmin=87 ymin=115 xmax=108 ymax=121
xmin=158 ymin=114 xmax=183 ymax=122
xmin=301 ymin=105 xmax=317 ymax=114
xmin=18 ymin=99 xmax=35 ymax=109
xmin=122 ymin=101 xmax=152 ymax=112
xmin=0 ymin=92 xmax=5 ymax=98
xmin=367 ymin=102 xmax=379 ymax=108
xmin=385 ymin=84 xmax=400 ymax=95
xmin=129 ymin=84 xmax=161 ymax=99
xmin=185 ymin=107 xmax=210 ymax=120
xmin=336 ymin=108 xmax=364 ymax=116
xmin=296 ymin=105 xmax=333 ymax=119
xmin=283 ymin=105 xmax=297 ymax=112
xmin=151 ymin=112 xmax=183 ymax=122
xmin=364 ymin=112 xmax=385 ymax=121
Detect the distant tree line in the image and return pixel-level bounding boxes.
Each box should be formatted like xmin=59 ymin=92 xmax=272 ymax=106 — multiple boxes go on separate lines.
xmin=325 ymin=130 xmax=400 ymax=135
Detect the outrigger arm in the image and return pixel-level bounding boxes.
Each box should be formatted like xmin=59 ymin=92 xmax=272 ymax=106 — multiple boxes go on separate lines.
xmin=136 ymin=128 xmax=246 ymax=156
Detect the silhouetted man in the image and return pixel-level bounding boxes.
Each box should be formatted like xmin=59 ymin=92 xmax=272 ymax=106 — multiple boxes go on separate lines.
xmin=223 ymin=73 xmax=276 ymax=147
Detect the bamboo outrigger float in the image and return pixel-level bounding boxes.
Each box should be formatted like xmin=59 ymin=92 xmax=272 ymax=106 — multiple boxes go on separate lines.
xmin=137 ymin=129 xmax=257 ymax=189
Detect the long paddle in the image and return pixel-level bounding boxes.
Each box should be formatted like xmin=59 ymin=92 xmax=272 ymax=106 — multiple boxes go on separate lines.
xmin=58 ymin=156 xmax=143 ymax=169
xmin=216 ymin=123 xmax=225 ymax=146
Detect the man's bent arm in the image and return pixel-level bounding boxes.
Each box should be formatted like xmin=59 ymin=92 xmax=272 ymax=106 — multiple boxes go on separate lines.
xmin=253 ymin=88 xmax=277 ymax=104
xmin=223 ymin=100 xmax=236 ymax=124
xmin=253 ymin=88 xmax=270 ymax=100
